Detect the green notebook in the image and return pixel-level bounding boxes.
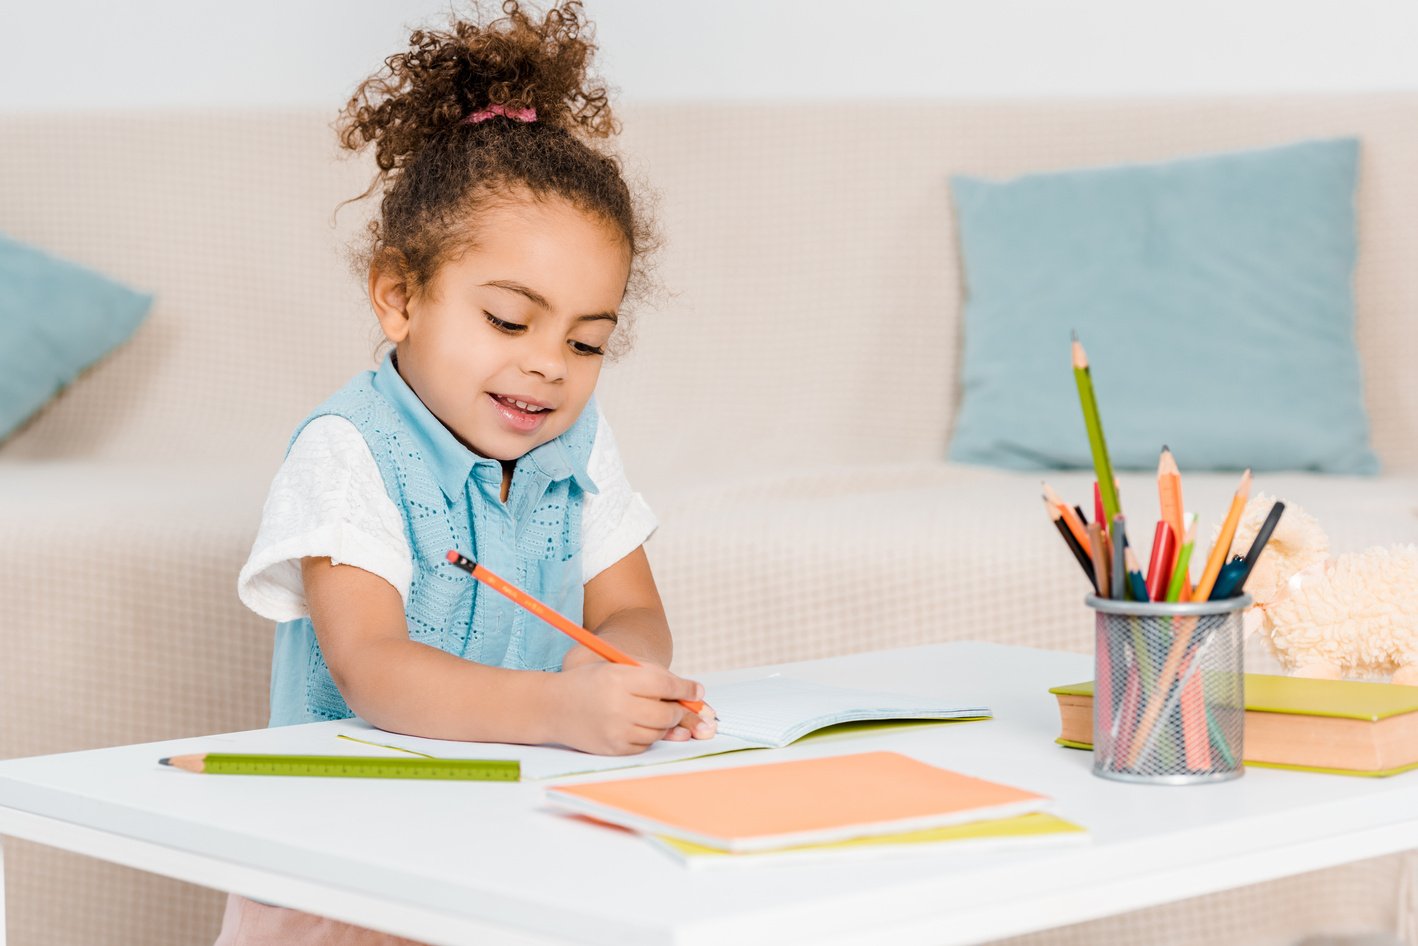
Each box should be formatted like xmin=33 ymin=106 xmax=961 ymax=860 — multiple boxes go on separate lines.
xmin=646 ymin=812 xmax=1088 ymax=868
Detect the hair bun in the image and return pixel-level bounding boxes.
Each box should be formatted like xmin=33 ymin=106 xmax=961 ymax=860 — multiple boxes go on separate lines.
xmin=339 ymin=1 xmax=615 ymax=174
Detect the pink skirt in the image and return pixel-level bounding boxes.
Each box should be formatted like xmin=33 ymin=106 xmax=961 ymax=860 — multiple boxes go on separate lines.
xmin=213 ymin=894 xmax=429 ymax=946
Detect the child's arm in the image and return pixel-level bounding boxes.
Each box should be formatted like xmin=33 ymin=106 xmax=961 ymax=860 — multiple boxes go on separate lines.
xmin=567 ymin=546 xmax=717 ymax=740
xmin=302 ymin=556 xmax=704 ymax=755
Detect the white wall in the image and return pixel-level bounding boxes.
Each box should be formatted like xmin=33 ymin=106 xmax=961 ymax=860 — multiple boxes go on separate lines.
xmin=1 ymin=0 xmax=1416 ymax=112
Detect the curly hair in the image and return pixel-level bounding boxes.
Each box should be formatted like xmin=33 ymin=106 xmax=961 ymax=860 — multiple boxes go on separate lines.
xmin=336 ymin=0 xmax=658 ymax=355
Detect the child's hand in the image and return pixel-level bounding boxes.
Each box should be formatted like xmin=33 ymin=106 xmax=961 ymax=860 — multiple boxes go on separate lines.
xmin=550 ymin=661 xmax=714 ymax=755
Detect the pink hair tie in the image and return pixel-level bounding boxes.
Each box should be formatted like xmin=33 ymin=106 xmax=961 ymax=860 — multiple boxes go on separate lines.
xmin=465 ymin=104 xmax=538 ymax=124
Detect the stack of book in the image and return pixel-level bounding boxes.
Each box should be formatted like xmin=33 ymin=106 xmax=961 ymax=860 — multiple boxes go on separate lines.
xmin=1050 ymin=675 xmax=1418 ymax=776
xmin=545 ymin=751 xmax=1087 ymax=868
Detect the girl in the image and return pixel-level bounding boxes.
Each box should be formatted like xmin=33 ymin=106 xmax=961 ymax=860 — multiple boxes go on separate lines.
xmin=222 ymin=3 xmax=713 ymax=941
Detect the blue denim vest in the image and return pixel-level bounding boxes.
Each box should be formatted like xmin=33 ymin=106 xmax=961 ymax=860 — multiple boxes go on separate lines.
xmin=268 ymin=352 xmax=600 ymax=726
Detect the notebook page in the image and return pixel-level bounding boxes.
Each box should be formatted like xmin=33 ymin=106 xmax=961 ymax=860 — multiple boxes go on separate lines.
xmin=329 ymin=719 xmax=765 ymax=780
xmin=711 ymin=676 xmax=990 ymax=748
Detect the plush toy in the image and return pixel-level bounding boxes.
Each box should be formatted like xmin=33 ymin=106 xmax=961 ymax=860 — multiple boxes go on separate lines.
xmin=1232 ymin=493 xmax=1418 ymax=683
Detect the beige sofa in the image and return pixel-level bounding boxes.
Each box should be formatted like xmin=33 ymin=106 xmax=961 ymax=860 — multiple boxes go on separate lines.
xmin=4 ymin=97 xmax=1418 ymax=946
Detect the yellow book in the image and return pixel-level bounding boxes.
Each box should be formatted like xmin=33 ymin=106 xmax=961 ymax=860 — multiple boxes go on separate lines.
xmin=1050 ymin=675 xmax=1418 ymax=776
xmin=646 ymin=812 xmax=1088 ymax=869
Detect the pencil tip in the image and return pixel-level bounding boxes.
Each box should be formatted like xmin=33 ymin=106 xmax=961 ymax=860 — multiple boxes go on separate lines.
xmin=158 ymin=758 xmax=171 ymax=766
xmin=1070 ymin=329 xmax=1078 ymax=342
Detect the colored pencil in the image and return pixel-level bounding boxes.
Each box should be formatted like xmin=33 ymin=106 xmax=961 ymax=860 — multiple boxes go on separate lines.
xmin=1110 ymin=515 xmax=1129 ymax=600
xmin=1164 ymin=515 xmax=1197 ymax=603
xmin=1157 ymin=446 xmax=1190 ymax=599
xmin=1217 ymin=500 xmax=1286 ymax=598
xmin=1074 ymin=504 xmax=1090 ymax=528
xmin=1124 ymin=547 xmax=1149 ymax=603
xmin=1093 ymin=481 xmax=1105 ymax=529
xmin=1043 ymin=482 xmax=1091 ymax=554
xmin=1046 ymin=499 xmax=1097 ymax=591
xmin=1072 ymin=335 xmax=1122 ymax=530
xmin=1178 ymin=655 xmax=1213 ymax=771
xmin=1087 ymin=521 xmax=1110 ymax=599
xmin=1143 ymin=520 xmax=1175 ymax=602
xmin=447 ymin=550 xmax=705 ymax=714
xmin=1194 ymin=470 xmax=1252 ymax=601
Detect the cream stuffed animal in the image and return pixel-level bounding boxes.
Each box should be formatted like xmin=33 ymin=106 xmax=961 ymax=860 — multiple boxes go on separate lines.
xmin=1233 ymin=493 xmax=1418 ymax=683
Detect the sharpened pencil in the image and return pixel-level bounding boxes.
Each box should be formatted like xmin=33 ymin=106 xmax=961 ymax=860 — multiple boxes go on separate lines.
xmin=1164 ymin=515 xmax=1197 ymax=603
xmin=1195 ymin=470 xmax=1252 ymax=601
xmin=1072 ymin=334 xmax=1122 ymax=530
xmin=1087 ymin=521 xmax=1110 ymax=598
xmin=1043 ymin=482 xmax=1091 ymax=554
xmin=447 ymin=550 xmax=705 ymax=714
xmin=1046 ymin=498 xmax=1097 ymax=591
xmin=1124 ymin=547 xmax=1150 ymax=603
xmin=1157 ymin=446 xmax=1190 ymax=599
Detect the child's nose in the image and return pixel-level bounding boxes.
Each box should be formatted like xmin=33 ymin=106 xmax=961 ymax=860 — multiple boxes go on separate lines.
xmin=520 ymin=335 xmax=567 ymax=382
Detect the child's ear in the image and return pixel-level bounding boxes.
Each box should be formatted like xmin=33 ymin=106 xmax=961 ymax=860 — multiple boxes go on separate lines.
xmin=369 ymin=250 xmax=414 ymax=343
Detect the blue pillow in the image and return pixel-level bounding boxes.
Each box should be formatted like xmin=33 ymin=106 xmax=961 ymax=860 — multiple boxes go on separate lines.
xmin=0 ymin=233 xmax=153 ymax=440
xmin=947 ymin=138 xmax=1378 ymax=474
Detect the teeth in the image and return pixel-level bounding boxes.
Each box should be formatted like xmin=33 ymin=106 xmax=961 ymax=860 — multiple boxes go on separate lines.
xmin=499 ymin=396 xmax=546 ymax=413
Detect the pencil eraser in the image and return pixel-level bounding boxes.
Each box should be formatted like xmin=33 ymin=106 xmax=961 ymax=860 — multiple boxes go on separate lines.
xmin=446 ymin=550 xmax=459 ymax=563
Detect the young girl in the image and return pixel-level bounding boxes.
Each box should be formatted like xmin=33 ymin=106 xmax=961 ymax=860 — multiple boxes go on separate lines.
xmin=222 ymin=3 xmax=713 ymax=941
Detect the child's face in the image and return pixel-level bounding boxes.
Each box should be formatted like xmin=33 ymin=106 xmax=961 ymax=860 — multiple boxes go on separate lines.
xmin=372 ymin=196 xmax=630 ymax=462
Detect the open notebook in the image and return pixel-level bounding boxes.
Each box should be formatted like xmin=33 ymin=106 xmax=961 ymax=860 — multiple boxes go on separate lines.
xmin=330 ymin=674 xmax=989 ymax=779
xmin=708 ymin=675 xmax=989 ymax=748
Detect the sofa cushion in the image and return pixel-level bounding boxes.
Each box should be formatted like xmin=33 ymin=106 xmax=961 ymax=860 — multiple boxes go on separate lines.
xmin=947 ymin=138 xmax=1379 ymax=476
xmin=0 ymin=233 xmax=153 ymax=441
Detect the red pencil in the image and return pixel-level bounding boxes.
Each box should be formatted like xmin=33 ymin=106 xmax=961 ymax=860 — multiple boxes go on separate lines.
xmin=1144 ymin=520 xmax=1176 ymax=602
xmin=446 ymin=550 xmax=705 ymax=714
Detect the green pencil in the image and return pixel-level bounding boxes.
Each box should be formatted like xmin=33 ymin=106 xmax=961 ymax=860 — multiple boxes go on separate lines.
xmin=160 ymin=753 xmax=520 ymax=781
xmin=1071 ymin=334 xmax=1122 ymax=529
xmin=1165 ymin=514 xmax=1198 ymax=603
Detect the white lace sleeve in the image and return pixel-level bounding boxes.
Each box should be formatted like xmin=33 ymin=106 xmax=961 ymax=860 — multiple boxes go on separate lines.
xmin=236 ymin=415 xmax=413 ymax=622
xmin=581 ymin=404 xmax=659 ymax=583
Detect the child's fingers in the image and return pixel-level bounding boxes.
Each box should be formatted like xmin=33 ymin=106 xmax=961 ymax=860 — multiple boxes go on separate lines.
xmin=626 ymin=666 xmax=704 ymax=705
xmin=675 ymin=707 xmax=717 ymax=739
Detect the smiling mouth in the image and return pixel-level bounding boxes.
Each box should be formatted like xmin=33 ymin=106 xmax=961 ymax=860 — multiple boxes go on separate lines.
xmin=490 ymin=394 xmax=552 ymax=414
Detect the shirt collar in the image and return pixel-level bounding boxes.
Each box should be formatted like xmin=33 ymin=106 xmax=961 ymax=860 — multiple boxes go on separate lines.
xmin=370 ymin=351 xmax=597 ymax=502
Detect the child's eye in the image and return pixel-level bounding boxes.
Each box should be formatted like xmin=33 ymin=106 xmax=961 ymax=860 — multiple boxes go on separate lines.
xmin=570 ymin=340 xmax=606 ymax=357
xmin=484 ymin=312 xmax=526 ymax=333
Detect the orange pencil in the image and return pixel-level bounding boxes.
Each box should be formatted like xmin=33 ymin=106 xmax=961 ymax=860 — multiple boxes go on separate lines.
xmin=1194 ymin=469 xmax=1252 ymax=601
xmin=446 ymin=550 xmax=705 ymax=714
xmin=1042 ymin=482 xmax=1091 ymax=555
xmin=1157 ymin=447 xmax=1189 ymax=599
xmin=1124 ymin=469 xmax=1253 ymax=766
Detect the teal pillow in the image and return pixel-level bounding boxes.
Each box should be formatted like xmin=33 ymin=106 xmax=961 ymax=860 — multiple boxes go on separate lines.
xmin=947 ymin=138 xmax=1378 ymax=474
xmin=0 ymin=233 xmax=153 ymax=440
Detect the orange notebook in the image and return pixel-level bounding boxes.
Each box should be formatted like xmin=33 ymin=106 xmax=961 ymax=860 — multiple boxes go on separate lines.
xmin=544 ymin=751 xmax=1050 ymax=853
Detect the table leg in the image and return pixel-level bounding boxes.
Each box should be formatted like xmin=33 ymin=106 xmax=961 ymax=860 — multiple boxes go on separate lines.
xmin=0 ymin=834 xmax=8 ymax=946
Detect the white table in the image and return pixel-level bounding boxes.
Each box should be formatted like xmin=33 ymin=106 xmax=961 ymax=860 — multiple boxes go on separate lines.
xmin=3 ymin=641 xmax=1418 ymax=946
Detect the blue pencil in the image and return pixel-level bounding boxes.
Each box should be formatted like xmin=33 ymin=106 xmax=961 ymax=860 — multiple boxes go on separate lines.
xmin=1125 ymin=547 xmax=1150 ymax=603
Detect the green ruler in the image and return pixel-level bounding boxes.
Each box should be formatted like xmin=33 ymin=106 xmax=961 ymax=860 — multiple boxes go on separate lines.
xmin=177 ymin=753 xmax=520 ymax=781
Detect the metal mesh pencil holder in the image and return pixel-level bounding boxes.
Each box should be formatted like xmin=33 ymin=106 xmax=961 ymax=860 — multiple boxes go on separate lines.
xmin=1088 ymin=594 xmax=1250 ymax=785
